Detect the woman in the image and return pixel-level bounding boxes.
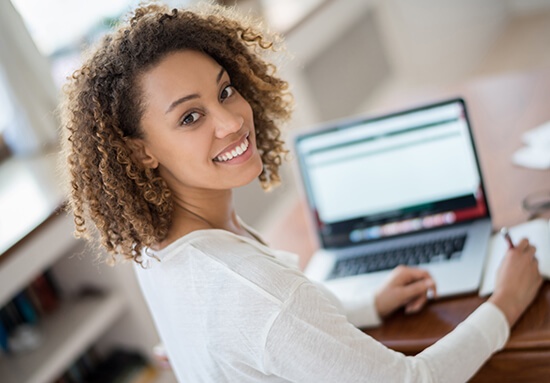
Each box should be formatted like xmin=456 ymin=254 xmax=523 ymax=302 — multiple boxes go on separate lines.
xmin=60 ymin=3 xmax=542 ymax=382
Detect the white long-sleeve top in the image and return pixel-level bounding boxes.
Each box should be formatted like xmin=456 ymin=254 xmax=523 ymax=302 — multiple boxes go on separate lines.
xmin=134 ymin=228 xmax=510 ymax=383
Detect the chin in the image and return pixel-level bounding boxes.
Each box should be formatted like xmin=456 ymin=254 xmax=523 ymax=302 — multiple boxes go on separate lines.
xmin=240 ymin=161 xmax=264 ymax=188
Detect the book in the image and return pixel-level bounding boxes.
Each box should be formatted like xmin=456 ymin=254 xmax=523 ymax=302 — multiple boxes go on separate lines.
xmin=479 ymin=218 xmax=550 ymax=296
xmin=25 ymin=284 xmax=46 ymax=317
xmin=0 ymin=319 xmax=8 ymax=353
xmin=0 ymin=301 xmax=23 ymax=331
xmin=13 ymin=291 xmax=39 ymax=325
xmin=29 ymin=272 xmax=60 ymax=314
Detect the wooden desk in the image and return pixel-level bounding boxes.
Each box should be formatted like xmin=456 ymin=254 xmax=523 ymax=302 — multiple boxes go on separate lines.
xmin=265 ymin=69 xmax=550 ymax=382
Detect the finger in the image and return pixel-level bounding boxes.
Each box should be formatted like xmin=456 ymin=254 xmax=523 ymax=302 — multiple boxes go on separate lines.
xmin=399 ymin=278 xmax=433 ymax=303
xmin=427 ymin=279 xmax=437 ymax=299
xmin=405 ymin=278 xmax=437 ymax=313
xmin=516 ymin=238 xmax=530 ymax=252
xmin=521 ymin=245 xmax=536 ymax=258
xmin=392 ymin=266 xmax=433 ymax=284
xmin=405 ymin=293 xmax=427 ymax=314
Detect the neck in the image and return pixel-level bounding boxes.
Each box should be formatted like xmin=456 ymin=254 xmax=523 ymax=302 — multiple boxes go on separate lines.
xmin=177 ymin=187 xmax=236 ymax=225
xmin=159 ymin=188 xmax=248 ymax=247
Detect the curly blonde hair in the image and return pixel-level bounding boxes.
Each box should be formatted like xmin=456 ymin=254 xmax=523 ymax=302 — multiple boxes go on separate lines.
xmin=60 ymin=2 xmax=292 ymax=263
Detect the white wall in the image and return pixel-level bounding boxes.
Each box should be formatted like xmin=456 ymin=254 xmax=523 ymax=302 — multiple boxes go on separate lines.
xmin=375 ymin=0 xmax=510 ymax=84
xmin=505 ymin=0 xmax=550 ymax=15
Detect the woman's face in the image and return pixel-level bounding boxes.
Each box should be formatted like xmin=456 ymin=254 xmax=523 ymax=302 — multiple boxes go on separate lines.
xmin=135 ymin=50 xmax=263 ymax=196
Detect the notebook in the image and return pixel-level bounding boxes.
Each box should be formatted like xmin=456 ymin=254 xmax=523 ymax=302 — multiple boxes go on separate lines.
xmin=293 ymin=98 xmax=493 ymax=301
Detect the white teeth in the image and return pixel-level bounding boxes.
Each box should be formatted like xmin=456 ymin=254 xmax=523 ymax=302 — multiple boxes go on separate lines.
xmin=215 ymin=138 xmax=249 ymax=162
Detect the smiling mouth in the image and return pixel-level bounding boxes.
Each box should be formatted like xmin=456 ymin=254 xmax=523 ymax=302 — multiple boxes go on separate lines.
xmin=214 ymin=136 xmax=250 ymax=162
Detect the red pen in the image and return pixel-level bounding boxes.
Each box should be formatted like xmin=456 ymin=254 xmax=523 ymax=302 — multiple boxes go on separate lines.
xmin=500 ymin=227 xmax=515 ymax=249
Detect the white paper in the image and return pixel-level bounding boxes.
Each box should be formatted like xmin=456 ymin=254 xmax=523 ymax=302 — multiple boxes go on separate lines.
xmin=479 ymin=219 xmax=550 ymax=296
xmin=522 ymin=120 xmax=550 ymax=147
xmin=512 ymin=146 xmax=550 ymax=170
xmin=513 ymin=121 xmax=550 ymax=169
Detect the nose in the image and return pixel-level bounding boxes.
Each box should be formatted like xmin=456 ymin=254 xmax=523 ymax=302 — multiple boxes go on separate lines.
xmin=213 ymin=105 xmax=244 ymax=139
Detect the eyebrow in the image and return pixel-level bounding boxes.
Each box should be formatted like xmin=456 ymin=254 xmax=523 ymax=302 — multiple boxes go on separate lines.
xmin=165 ymin=67 xmax=226 ymax=114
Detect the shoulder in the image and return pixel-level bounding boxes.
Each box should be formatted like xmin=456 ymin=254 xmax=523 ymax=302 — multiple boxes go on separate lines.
xmin=194 ymin=231 xmax=303 ymax=279
xmin=139 ymin=229 xmax=308 ymax=308
xmin=179 ymin=230 xmax=287 ymax=267
xmin=156 ymin=216 xmax=210 ymax=250
xmin=185 ymin=231 xmax=307 ymax=302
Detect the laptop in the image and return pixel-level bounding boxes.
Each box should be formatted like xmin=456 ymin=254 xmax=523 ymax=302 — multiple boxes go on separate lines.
xmin=293 ymin=98 xmax=492 ymax=300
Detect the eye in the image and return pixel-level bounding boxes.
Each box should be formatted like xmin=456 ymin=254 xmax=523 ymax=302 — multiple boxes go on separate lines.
xmin=180 ymin=111 xmax=201 ymax=126
xmin=220 ymin=85 xmax=235 ymax=102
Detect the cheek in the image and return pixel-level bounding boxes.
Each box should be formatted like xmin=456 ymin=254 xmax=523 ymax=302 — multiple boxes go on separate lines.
xmin=153 ymin=133 xmax=209 ymax=172
xmin=237 ymin=94 xmax=254 ymax=120
xmin=243 ymin=103 xmax=257 ymax=137
xmin=246 ymin=102 xmax=255 ymax=123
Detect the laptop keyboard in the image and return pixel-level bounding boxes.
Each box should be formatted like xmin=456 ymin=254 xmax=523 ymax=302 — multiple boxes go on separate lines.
xmin=328 ymin=234 xmax=467 ymax=280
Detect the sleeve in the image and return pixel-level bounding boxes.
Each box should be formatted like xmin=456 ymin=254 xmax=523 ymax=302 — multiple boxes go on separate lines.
xmin=263 ymin=281 xmax=509 ymax=383
xmin=312 ymin=281 xmax=382 ymax=328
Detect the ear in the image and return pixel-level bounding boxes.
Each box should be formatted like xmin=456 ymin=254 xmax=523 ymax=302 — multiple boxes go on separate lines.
xmin=126 ymin=138 xmax=159 ymax=169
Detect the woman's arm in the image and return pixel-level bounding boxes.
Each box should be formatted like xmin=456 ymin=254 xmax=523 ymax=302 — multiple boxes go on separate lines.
xmin=263 ymin=239 xmax=542 ymax=382
xmin=263 ymin=281 xmax=508 ymax=383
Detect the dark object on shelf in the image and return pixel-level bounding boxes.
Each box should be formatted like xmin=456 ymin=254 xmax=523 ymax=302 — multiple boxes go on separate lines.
xmin=28 ymin=272 xmax=60 ymax=314
xmin=86 ymin=348 xmax=150 ymax=383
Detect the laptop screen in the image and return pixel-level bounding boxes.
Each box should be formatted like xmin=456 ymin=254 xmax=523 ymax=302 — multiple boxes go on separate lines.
xmin=294 ymin=99 xmax=490 ymax=248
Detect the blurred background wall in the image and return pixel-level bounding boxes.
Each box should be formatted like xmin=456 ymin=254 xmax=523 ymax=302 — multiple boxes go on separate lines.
xmin=232 ymin=0 xmax=550 ymax=233
xmin=1 ymin=0 xmax=550 ymax=232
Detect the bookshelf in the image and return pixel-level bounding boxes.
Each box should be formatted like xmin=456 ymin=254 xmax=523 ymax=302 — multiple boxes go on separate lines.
xmin=0 ymin=153 xmax=164 ymax=383
xmin=0 ymin=292 xmax=126 ymax=383
xmin=0 ymin=211 xmax=75 ymax=308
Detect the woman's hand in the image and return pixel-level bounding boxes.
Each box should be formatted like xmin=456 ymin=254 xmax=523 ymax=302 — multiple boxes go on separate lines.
xmin=375 ymin=265 xmax=436 ymax=318
xmin=488 ymin=238 xmax=543 ymax=327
